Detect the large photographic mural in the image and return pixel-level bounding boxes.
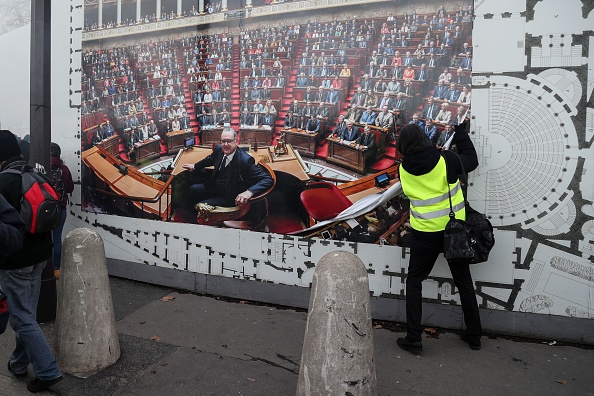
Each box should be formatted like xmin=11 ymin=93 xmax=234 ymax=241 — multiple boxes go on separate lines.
xmin=79 ymin=0 xmax=475 ymax=244
xmin=0 ymin=0 xmax=593 ymax=340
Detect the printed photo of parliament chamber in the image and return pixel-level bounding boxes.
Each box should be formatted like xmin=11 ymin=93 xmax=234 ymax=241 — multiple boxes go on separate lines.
xmin=80 ymin=0 xmax=473 ymax=243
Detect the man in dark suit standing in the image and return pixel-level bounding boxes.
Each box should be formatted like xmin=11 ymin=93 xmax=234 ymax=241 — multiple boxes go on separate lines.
xmin=356 ymin=125 xmax=377 ymax=167
xmin=183 ymin=128 xmax=274 ymax=207
xmin=339 ymin=120 xmax=360 ymax=142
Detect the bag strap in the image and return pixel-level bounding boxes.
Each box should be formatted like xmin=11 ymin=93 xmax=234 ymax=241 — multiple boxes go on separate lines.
xmin=441 ymin=152 xmax=455 ymax=218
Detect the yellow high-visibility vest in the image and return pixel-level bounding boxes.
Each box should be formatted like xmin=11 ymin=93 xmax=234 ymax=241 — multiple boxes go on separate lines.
xmin=399 ymin=156 xmax=465 ymax=232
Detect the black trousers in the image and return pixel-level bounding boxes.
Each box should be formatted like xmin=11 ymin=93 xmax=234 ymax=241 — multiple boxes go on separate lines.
xmin=189 ymin=183 xmax=231 ymax=207
xmin=405 ymin=251 xmax=482 ymax=342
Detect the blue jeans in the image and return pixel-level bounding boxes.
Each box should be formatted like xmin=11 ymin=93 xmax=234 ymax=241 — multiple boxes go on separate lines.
xmin=52 ymin=209 xmax=68 ymax=269
xmin=0 ymin=261 xmax=62 ymax=380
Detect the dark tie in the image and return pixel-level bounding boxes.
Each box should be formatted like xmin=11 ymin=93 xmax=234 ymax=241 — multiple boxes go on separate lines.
xmin=220 ymin=156 xmax=227 ymax=171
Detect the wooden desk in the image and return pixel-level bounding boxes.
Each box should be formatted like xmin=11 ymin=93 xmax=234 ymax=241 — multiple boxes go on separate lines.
xmin=167 ymin=129 xmax=194 ymax=153
xmin=280 ymin=128 xmax=318 ymax=158
xmin=252 ymin=145 xmax=310 ymax=182
xmin=133 ymin=139 xmax=160 ymax=162
xmin=239 ymin=127 xmax=273 ymax=148
xmin=326 ymin=137 xmax=366 ymax=174
xmin=200 ymin=126 xmax=224 ymax=146
xmin=98 ymin=135 xmax=120 ymax=157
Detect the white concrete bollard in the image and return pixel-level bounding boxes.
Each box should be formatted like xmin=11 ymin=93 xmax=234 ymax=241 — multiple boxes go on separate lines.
xmin=55 ymin=228 xmax=121 ymax=378
xmin=296 ymin=251 xmax=377 ymax=396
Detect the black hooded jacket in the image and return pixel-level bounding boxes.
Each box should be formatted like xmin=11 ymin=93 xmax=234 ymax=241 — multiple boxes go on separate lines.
xmin=0 ymin=156 xmax=53 ymax=269
xmin=397 ymin=122 xmax=478 ymax=254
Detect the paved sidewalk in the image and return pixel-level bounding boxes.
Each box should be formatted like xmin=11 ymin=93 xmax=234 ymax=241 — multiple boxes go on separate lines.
xmin=0 ymin=277 xmax=592 ymax=395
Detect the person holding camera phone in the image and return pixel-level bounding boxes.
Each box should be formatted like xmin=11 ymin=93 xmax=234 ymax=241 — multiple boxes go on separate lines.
xmin=395 ymin=120 xmax=482 ymax=353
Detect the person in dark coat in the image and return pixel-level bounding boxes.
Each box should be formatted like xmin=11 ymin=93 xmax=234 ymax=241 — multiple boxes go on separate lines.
xmin=183 ymin=128 xmax=273 ymax=207
xmin=0 ymin=194 xmax=25 ymax=257
xmin=50 ymin=142 xmax=75 ymax=277
xmin=0 ymin=130 xmax=63 ymax=392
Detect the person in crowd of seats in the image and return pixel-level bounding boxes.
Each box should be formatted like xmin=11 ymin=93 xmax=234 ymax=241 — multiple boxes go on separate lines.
xmin=432 ymin=79 xmax=447 ymax=100
xmin=339 ymin=119 xmax=360 ymax=142
xmin=284 ymin=110 xmax=298 ymax=129
xmin=359 ymin=106 xmax=377 ymax=125
xmin=457 ymin=84 xmax=472 ymax=104
xmin=445 ymin=82 xmax=461 ymax=102
xmin=350 ymin=87 xmax=367 ymax=107
xmin=421 ymin=96 xmax=440 ymax=120
xmin=423 ymin=118 xmax=439 ymax=144
xmin=409 ymin=113 xmax=425 ymax=128
xmin=435 ymin=102 xmax=452 ymax=125
xmin=356 ymin=125 xmax=377 ymax=168
xmin=333 ymin=114 xmax=347 ymax=137
xmin=305 ymin=114 xmax=320 ymax=135
xmin=435 ymin=122 xmax=455 ymax=149
xmin=240 ymin=108 xmax=253 ymax=127
xmin=375 ymin=104 xmax=394 ymax=131
xmin=345 ymin=103 xmax=362 ymax=123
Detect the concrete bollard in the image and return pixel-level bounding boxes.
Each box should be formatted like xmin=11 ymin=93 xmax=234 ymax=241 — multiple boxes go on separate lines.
xmin=296 ymin=251 xmax=377 ymax=396
xmin=54 ymin=228 xmax=121 ymax=378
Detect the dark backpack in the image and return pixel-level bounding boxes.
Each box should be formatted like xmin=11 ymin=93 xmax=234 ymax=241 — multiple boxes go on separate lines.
xmin=51 ymin=164 xmax=67 ymax=205
xmin=2 ymin=165 xmax=62 ymax=234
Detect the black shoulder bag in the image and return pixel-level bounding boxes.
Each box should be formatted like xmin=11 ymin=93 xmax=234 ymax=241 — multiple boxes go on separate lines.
xmin=442 ymin=153 xmax=495 ymax=264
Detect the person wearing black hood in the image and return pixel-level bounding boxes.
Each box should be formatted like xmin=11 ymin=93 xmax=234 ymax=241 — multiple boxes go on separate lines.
xmin=0 ymin=130 xmax=63 ymax=392
xmin=50 ymin=142 xmax=75 ymax=279
xmin=395 ymin=121 xmax=482 ymax=353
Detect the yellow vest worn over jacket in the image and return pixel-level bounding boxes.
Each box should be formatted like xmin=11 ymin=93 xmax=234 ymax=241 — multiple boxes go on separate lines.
xmin=400 ymin=156 xmax=465 ymax=232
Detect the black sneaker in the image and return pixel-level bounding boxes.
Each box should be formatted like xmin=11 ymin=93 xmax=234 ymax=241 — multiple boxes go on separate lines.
xmin=7 ymin=360 xmax=27 ymax=378
xmin=460 ymin=331 xmax=481 ymax=350
xmin=397 ymin=337 xmax=423 ymax=354
xmin=26 ymin=376 xmax=63 ymax=393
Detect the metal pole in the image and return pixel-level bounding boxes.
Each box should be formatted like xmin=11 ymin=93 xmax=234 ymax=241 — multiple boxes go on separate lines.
xmin=30 ymin=0 xmax=56 ymax=323
xmin=30 ymin=0 xmax=51 ymax=172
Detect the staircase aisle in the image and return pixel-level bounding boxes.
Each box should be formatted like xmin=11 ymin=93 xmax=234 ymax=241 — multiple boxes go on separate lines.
xmin=175 ymin=42 xmax=200 ymax=144
xmin=230 ymin=42 xmax=241 ymax=131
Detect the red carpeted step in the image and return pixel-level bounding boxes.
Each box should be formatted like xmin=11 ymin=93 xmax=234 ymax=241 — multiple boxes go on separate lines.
xmin=118 ymin=152 xmax=132 ymax=163
xmin=159 ymin=140 xmax=168 ymax=155
xmin=369 ymin=158 xmax=396 ymax=172
xmin=266 ymin=213 xmax=304 ymax=234
xmin=172 ymin=208 xmax=197 ymax=223
xmin=384 ymin=145 xmax=396 ymax=158
xmin=315 ymin=141 xmax=328 ymax=159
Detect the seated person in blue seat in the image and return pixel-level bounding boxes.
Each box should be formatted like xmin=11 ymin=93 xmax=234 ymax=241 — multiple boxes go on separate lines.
xmin=182 ymin=128 xmax=273 ymax=207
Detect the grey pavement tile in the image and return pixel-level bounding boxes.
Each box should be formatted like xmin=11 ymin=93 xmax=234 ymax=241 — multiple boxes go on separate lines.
xmin=117 ymin=292 xmax=306 ymax=370
xmin=0 ymin=375 xmax=34 ymax=395
xmin=53 ymin=334 xmax=178 ymax=396
xmin=112 ymin=347 xmax=298 ymax=396
xmin=373 ymin=329 xmax=594 ymax=396
xmin=108 ymin=276 xmax=173 ymax=321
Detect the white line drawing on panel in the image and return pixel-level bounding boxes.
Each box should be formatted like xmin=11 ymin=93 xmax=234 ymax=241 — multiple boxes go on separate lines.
xmin=526 ymin=0 xmax=593 ymax=68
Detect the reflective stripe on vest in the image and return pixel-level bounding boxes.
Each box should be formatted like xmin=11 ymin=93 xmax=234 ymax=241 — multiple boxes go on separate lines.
xmin=399 ymin=156 xmax=466 ymax=232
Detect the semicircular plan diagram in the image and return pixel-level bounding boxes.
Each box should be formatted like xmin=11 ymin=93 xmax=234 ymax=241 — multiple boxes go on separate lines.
xmin=471 ymin=75 xmax=580 ymax=233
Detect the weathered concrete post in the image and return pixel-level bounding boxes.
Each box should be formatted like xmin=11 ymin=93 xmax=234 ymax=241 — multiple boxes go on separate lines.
xmin=55 ymin=228 xmax=120 ymax=378
xmin=296 ymin=251 xmax=377 ymax=396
